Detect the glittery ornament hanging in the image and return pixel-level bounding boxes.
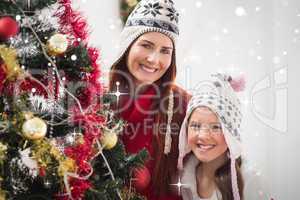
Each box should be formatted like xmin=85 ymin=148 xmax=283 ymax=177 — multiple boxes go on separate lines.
xmin=9 ymin=34 xmax=39 ymax=59
xmin=29 ymin=94 xmax=65 ymax=116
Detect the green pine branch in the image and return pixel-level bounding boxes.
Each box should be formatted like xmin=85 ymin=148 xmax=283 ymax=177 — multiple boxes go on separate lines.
xmin=0 ymin=0 xmax=57 ymax=15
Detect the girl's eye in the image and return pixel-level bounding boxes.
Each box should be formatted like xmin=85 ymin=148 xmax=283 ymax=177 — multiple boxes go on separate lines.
xmin=211 ymin=125 xmax=221 ymax=130
xmin=190 ymin=123 xmax=202 ymax=130
xmin=210 ymin=124 xmax=222 ymax=133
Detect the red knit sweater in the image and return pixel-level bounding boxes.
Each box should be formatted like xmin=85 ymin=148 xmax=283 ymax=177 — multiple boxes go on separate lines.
xmin=120 ymin=86 xmax=183 ymax=200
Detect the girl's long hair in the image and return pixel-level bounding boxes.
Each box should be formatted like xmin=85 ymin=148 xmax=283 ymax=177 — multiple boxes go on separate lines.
xmin=215 ymin=157 xmax=244 ymax=200
xmin=109 ymin=40 xmax=188 ymax=195
xmin=183 ymin=153 xmax=244 ymax=200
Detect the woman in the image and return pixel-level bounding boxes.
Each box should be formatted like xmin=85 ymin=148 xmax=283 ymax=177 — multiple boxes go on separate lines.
xmin=109 ymin=0 xmax=190 ymax=199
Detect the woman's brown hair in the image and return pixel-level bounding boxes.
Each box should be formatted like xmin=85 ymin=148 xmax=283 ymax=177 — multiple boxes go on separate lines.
xmin=109 ymin=38 xmax=189 ymax=196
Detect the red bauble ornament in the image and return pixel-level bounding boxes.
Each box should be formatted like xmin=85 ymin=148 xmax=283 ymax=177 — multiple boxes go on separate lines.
xmin=132 ymin=166 xmax=151 ymax=192
xmin=0 ymin=16 xmax=19 ymax=40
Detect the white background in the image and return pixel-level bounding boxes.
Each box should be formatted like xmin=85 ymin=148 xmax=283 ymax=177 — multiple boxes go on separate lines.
xmin=74 ymin=0 xmax=300 ymax=199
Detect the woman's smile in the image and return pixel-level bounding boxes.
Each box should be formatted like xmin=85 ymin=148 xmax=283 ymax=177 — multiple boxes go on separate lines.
xmin=139 ymin=63 xmax=158 ymax=73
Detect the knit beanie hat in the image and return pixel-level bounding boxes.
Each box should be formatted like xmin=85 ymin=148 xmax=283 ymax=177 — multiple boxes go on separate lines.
xmin=177 ymin=73 xmax=246 ymax=200
xmin=113 ymin=0 xmax=180 ymax=63
xmin=112 ymin=0 xmax=180 ymax=155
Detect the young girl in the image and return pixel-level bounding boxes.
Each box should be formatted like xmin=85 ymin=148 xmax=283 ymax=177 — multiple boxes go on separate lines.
xmin=178 ymin=73 xmax=245 ymax=200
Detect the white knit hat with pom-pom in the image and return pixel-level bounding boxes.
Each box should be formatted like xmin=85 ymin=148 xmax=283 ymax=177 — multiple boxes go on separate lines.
xmin=178 ymin=73 xmax=246 ymax=200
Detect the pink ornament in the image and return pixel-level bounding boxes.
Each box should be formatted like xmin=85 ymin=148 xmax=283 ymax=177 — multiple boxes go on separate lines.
xmin=229 ymin=74 xmax=246 ymax=92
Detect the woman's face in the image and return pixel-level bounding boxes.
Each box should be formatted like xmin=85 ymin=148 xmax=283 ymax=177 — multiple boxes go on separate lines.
xmin=187 ymin=107 xmax=228 ymax=163
xmin=126 ymin=32 xmax=173 ymax=86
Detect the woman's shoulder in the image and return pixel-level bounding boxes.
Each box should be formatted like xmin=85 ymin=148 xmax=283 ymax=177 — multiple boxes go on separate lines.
xmin=171 ymin=84 xmax=191 ymax=116
xmin=172 ymin=84 xmax=191 ymax=99
xmin=172 ymin=84 xmax=192 ymax=108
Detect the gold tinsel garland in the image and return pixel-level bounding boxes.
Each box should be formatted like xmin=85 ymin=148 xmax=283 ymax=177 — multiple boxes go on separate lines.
xmin=0 ymin=143 xmax=6 ymax=200
xmin=31 ymin=139 xmax=76 ymax=178
xmin=0 ymin=45 xmax=23 ymax=81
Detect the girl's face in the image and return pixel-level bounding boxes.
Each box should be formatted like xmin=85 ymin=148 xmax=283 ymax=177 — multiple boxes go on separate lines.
xmin=187 ymin=107 xmax=228 ymax=163
xmin=126 ymin=32 xmax=173 ymax=86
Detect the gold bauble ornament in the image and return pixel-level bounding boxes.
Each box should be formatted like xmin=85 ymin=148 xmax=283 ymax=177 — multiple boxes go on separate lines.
xmin=22 ymin=117 xmax=47 ymax=140
xmin=47 ymin=33 xmax=68 ymax=56
xmin=100 ymin=130 xmax=118 ymax=150
xmin=126 ymin=0 xmax=138 ymax=7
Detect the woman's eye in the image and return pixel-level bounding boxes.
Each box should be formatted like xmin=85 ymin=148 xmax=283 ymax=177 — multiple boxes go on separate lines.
xmin=161 ymin=49 xmax=171 ymax=55
xmin=141 ymin=44 xmax=151 ymax=49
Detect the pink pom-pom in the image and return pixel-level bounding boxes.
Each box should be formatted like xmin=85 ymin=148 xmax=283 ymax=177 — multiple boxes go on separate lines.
xmin=229 ymin=74 xmax=246 ymax=92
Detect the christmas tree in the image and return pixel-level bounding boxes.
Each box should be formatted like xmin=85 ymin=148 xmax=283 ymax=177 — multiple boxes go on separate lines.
xmin=0 ymin=0 xmax=147 ymax=199
xmin=119 ymin=0 xmax=141 ymax=24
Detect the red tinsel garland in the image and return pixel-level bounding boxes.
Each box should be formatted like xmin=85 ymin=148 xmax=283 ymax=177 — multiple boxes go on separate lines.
xmin=79 ymin=47 xmax=103 ymax=108
xmin=87 ymin=47 xmax=102 ymax=92
xmin=53 ymin=1 xmax=105 ymax=199
xmin=70 ymin=105 xmax=105 ymax=135
xmin=55 ymin=0 xmax=89 ymax=43
xmin=68 ymin=178 xmax=92 ymax=200
xmin=0 ymin=64 xmax=6 ymax=93
xmin=55 ymin=0 xmax=103 ymax=108
xmin=58 ymin=104 xmax=105 ymax=199
xmin=61 ymin=134 xmax=95 ymax=199
xmin=56 ymin=178 xmax=92 ymax=200
xmin=64 ymin=142 xmax=93 ymax=175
